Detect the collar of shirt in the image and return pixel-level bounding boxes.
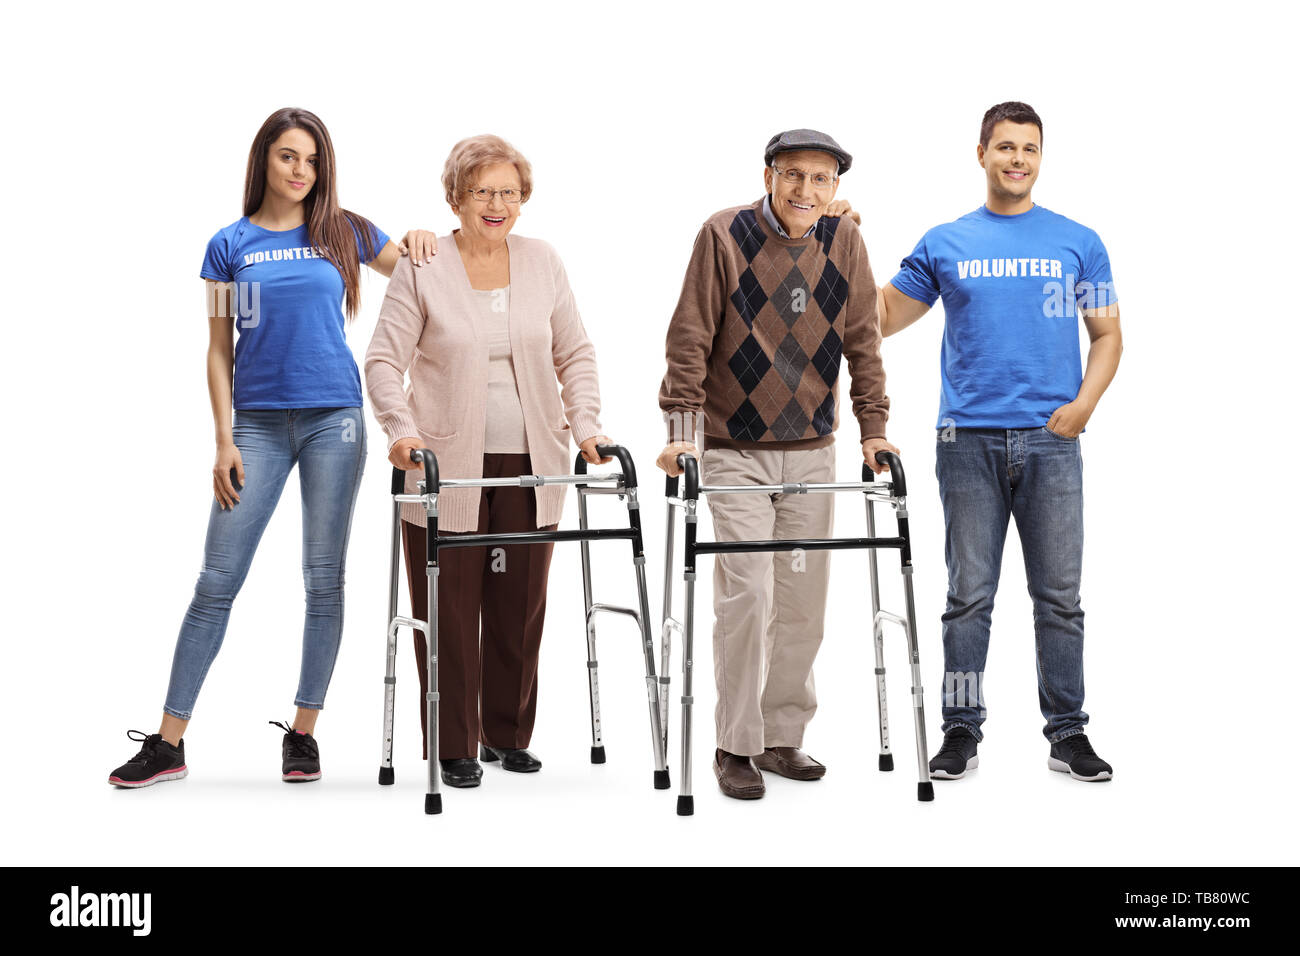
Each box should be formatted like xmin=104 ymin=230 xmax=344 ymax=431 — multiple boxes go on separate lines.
xmin=762 ymin=193 xmax=817 ymax=240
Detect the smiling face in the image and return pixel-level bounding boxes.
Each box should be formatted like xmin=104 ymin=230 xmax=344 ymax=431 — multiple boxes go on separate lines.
xmin=451 ymin=161 xmax=522 ymax=245
xmin=763 ymin=149 xmax=840 ymax=237
xmin=978 ymin=120 xmax=1041 ymax=204
xmin=264 ymin=127 xmax=318 ymax=205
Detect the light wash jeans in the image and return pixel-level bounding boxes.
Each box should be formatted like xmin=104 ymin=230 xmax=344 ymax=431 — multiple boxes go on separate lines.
xmin=163 ymin=407 xmax=367 ymax=719
xmin=934 ymin=427 xmax=1088 ymax=744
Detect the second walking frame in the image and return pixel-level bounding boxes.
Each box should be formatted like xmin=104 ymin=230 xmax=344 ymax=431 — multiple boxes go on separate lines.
xmin=379 ymin=444 xmax=671 ymax=814
xmin=662 ymin=450 xmax=934 ymax=815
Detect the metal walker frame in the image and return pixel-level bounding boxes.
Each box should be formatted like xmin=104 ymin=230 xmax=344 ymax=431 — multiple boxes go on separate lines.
xmin=378 ymin=445 xmax=671 ymax=814
xmin=662 ymin=450 xmax=934 ymax=815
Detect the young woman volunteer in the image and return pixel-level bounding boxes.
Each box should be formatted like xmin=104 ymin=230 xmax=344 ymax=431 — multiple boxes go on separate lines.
xmin=109 ymin=107 xmax=436 ymax=788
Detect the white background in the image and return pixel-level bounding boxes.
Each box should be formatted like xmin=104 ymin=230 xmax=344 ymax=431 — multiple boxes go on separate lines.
xmin=3 ymin=0 xmax=1296 ymax=866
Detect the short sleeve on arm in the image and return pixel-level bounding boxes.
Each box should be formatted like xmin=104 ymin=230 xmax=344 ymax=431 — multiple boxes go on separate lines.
xmin=200 ymin=229 xmax=234 ymax=283
xmin=889 ymin=234 xmax=941 ymax=307
xmin=1077 ymin=230 xmax=1117 ymax=311
xmin=352 ymin=218 xmax=391 ymax=264
xmin=889 ymin=234 xmax=941 ymax=306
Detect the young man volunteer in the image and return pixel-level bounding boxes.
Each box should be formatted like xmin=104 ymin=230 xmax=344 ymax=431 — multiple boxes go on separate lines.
xmin=657 ymin=130 xmax=897 ymax=800
xmin=879 ymin=102 xmax=1122 ymax=782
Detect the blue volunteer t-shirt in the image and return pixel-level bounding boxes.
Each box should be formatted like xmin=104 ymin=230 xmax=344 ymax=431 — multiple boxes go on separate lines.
xmin=890 ymin=204 xmax=1117 ymax=429
xmin=200 ymin=216 xmax=390 ymax=409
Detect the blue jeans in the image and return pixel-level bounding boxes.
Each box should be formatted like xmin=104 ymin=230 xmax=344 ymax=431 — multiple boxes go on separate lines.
xmin=934 ymin=427 xmax=1087 ymax=743
xmin=163 ymin=407 xmax=367 ymax=719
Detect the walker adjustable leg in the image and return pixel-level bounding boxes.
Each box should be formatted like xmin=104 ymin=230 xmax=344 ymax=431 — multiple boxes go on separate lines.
xmin=901 ymin=563 xmax=932 ymax=802
xmin=677 ymin=571 xmax=696 ymax=815
xmin=379 ymin=622 xmax=399 ymax=786
xmin=873 ymin=620 xmax=893 ymax=772
xmin=585 ymin=623 xmax=605 ymax=764
xmin=864 ymin=497 xmax=893 ymax=772
xmin=379 ymin=503 xmax=402 ymax=786
xmin=660 ymin=500 xmax=677 ymax=765
xmin=425 ymin=560 xmax=442 ymax=815
xmin=577 ymin=491 xmax=605 ymax=764
xmin=626 ymin=488 xmax=669 ymax=789
xmin=635 ymin=557 xmax=670 ymax=789
xmin=677 ymin=505 xmax=698 ymax=816
xmin=890 ymin=497 xmax=932 ymax=803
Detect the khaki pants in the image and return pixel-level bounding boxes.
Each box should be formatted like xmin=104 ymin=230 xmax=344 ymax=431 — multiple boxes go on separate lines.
xmin=701 ymin=443 xmax=835 ymax=756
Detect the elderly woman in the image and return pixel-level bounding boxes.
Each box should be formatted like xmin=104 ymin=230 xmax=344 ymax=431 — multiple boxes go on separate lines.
xmin=365 ymin=134 xmax=611 ymax=788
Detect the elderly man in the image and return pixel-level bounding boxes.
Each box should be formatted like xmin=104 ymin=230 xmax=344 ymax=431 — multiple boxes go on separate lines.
xmin=657 ymin=129 xmax=897 ymax=800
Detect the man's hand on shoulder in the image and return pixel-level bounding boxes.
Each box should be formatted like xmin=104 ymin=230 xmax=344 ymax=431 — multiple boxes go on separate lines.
xmin=861 ymin=437 xmax=901 ymax=475
xmin=825 ymin=200 xmax=861 ymax=226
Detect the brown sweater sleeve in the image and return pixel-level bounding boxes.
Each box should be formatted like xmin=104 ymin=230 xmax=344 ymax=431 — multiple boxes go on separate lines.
xmin=841 ymin=230 xmax=890 ymax=441
xmin=658 ymin=223 xmax=725 ymax=444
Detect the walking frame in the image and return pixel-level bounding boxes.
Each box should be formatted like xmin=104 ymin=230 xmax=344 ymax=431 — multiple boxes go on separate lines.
xmin=662 ymin=450 xmax=934 ymax=815
xmin=378 ymin=444 xmax=671 ymax=814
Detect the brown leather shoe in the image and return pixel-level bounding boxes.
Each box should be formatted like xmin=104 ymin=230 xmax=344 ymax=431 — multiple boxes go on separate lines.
xmin=752 ymin=747 xmax=826 ymax=781
xmin=713 ymin=749 xmax=765 ymax=799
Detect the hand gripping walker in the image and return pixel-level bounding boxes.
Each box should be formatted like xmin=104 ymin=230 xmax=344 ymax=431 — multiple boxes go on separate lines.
xmin=662 ymin=450 xmax=934 ymax=815
xmin=378 ymin=445 xmax=672 ymax=814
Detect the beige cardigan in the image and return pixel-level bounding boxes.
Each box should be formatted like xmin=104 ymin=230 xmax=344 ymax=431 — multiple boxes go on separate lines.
xmin=364 ymin=233 xmax=603 ymax=531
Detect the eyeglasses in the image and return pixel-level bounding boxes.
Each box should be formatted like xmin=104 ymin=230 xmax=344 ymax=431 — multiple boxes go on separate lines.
xmin=465 ymin=186 xmax=523 ymax=204
xmin=771 ymin=165 xmax=837 ymax=189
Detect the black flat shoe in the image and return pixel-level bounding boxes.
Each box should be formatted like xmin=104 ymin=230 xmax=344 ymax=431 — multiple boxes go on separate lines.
xmin=479 ymin=744 xmax=542 ymax=773
xmin=439 ymin=757 xmax=483 ymax=788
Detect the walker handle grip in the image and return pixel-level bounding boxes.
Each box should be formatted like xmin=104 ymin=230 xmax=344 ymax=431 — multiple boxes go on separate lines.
xmin=863 ymin=451 xmax=906 ymax=497
xmin=677 ymin=453 xmax=700 ymax=500
xmin=573 ymin=443 xmax=638 ymax=490
xmin=411 ymin=448 xmax=438 ymax=493
xmin=600 ymin=444 xmax=637 ymax=490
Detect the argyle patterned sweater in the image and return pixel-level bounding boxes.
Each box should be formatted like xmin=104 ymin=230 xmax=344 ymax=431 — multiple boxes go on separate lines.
xmin=659 ymin=197 xmax=888 ymax=451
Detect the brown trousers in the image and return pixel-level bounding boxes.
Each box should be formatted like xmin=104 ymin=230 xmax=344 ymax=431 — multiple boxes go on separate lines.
xmin=400 ymin=453 xmax=557 ymax=760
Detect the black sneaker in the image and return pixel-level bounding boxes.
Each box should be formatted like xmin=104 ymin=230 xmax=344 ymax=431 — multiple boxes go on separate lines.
xmin=270 ymin=721 xmax=321 ymax=782
xmin=928 ymin=727 xmax=979 ymax=779
xmin=1048 ymin=733 xmax=1113 ymax=781
xmin=108 ymin=730 xmax=188 ymax=788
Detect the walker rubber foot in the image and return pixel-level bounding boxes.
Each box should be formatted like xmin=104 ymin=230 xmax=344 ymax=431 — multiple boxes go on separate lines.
xmin=676 ymin=795 xmax=694 ymax=816
xmin=378 ymin=766 xmax=395 ymax=786
xmin=654 ymin=769 xmax=671 ymax=790
xmin=878 ymin=753 xmax=894 ymax=772
xmin=590 ymin=745 xmax=606 ymax=764
xmin=425 ymin=793 xmax=443 ymax=815
xmin=918 ymin=782 xmax=934 ymax=802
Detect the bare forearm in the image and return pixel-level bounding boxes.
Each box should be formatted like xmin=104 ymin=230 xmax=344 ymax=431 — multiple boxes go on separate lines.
xmin=878 ymin=283 xmax=930 ymax=338
xmin=876 ymin=285 xmax=894 ymax=337
xmin=206 ymin=348 xmax=234 ymax=446
xmin=1075 ymin=330 xmax=1123 ymax=411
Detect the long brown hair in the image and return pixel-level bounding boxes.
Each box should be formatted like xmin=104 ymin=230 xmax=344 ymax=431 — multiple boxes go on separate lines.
xmin=242 ymin=107 xmax=379 ymax=320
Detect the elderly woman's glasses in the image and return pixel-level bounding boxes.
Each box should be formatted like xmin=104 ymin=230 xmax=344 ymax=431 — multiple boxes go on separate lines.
xmin=771 ymin=166 xmax=837 ymax=190
xmin=466 ymin=186 xmax=523 ymax=204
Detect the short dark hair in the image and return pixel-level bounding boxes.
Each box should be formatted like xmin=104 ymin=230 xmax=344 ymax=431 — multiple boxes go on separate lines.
xmin=980 ymin=101 xmax=1043 ymax=149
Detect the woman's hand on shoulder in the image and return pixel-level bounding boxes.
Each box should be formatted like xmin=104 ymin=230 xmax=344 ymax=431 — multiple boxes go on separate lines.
xmin=369 ymin=231 xmax=439 ymax=278
xmin=213 ymin=442 xmax=244 ymax=510
xmin=398 ymin=230 xmax=438 ymax=266
xmin=579 ymin=435 xmax=613 ymax=465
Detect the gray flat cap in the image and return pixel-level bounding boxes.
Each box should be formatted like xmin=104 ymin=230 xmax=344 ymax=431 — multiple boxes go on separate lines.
xmin=765 ymin=129 xmax=852 ymax=174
